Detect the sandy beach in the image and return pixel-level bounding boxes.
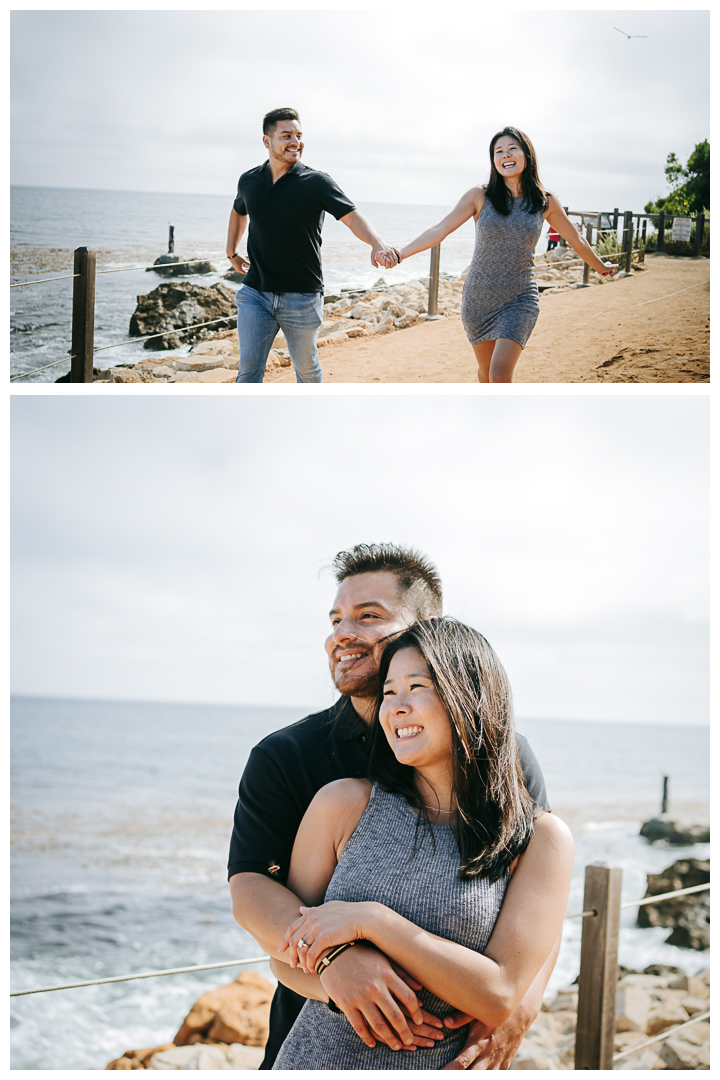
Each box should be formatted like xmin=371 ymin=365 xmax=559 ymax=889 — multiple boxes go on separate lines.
xmin=265 ymin=254 xmax=709 ymax=384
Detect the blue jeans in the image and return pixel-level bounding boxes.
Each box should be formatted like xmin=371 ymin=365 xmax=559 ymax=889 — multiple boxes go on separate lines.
xmin=235 ymin=287 xmax=324 ymax=383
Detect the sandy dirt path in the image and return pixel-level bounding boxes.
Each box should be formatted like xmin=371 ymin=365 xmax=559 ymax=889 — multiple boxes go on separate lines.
xmin=267 ymin=254 xmax=709 ymax=384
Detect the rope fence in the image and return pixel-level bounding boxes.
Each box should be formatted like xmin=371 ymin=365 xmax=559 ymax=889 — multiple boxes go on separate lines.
xmin=10 ymin=208 xmax=708 ymax=381
xmin=9 ymin=874 xmax=709 ymax=1068
xmin=613 ymin=1011 xmax=710 ymax=1063
xmin=10 ymin=955 xmax=269 ymax=998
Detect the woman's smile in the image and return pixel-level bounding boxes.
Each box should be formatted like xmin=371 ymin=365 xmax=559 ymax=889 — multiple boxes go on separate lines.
xmin=380 ymin=647 xmax=454 ymax=770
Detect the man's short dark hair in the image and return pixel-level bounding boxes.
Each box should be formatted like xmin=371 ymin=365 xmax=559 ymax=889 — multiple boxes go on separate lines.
xmin=331 ymin=543 xmax=443 ymax=619
xmin=263 ymin=108 xmax=300 ymax=136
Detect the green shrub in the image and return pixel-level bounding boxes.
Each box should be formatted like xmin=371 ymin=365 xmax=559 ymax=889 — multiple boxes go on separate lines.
xmin=594 ymin=231 xmax=623 ymax=257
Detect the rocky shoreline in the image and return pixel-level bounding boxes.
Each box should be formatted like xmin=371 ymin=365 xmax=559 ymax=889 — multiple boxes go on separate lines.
xmin=105 ymin=962 xmax=709 ymax=1070
xmin=513 ymin=964 xmax=709 ymax=1070
xmin=94 ymin=250 xmax=644 ymax=383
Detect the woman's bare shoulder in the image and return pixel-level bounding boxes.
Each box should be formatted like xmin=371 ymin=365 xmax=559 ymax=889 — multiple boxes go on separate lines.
xmin=309 ymin=778 xmax=372 ymax=823
xmin=532 ymin=810 xmax=574 ymax=851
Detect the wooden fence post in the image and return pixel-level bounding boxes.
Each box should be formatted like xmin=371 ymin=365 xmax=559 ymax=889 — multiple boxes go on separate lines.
xmin=624 ymin=212 xmax=633 ymax=273
xmin=694 ymin=214 xmax=705 ymax=257
xmin=612 ymin=208 xmax=619 ymax=235
xmin=168 ymin=224 xmax=175 ymax=253
xmin=575 ymin=863 xmax=622 ymax=1069
xmin=70 ymin=247 xmax=96 ymax=383
xmin=583 ymin=224 xmax=592 ymax=284
xmin=657 ymin=210 xmax=665 ymax=252
xmin=427 ymin=244 xmax=441 ymax=317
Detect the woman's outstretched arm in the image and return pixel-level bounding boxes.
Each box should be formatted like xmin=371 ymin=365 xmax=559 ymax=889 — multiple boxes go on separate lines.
xmin=544 ymin=195 xmax=619 ymax=276
xmin=283 ymin=811 xmax=574 ymax=1029
xmin=397 ymin=187 xmax=484 ymax=261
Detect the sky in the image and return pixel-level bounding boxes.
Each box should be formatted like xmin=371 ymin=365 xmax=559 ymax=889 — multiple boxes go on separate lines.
xmin=11 ymin=394 xmax=709 ymax=726
xmin=10 ymin=8 xmax=709 ymax=212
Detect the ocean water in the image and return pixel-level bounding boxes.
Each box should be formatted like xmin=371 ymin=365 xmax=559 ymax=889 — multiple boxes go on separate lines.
xmin=10 ymin=697 xmax=709 ymax=1070
xmin=10 ymin=185 xmax=487 ymax=382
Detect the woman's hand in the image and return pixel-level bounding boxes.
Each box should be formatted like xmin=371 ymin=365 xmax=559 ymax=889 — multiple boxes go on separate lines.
xmin=598 ymin=262 xmax=619 ymax=276
xmin=279 ymin=900 xmax=374 ymax=973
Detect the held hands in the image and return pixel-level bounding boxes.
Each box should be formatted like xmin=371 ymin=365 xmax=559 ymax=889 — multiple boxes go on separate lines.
xmin=279 ymin=901 xmax=367 ymax=973
xmin=371 ymin=247 xmax=403 ymax=270
xmin=440 ymin=1005 xmax=534 ymax=1070
xmin=317 ymin=942 xmax=444 ymax=1052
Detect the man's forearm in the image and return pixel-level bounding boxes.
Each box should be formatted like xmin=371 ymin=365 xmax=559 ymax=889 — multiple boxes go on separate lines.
xmin=226 ymin=209 xmax=248 ymax=257
xmin=269 ymin=957 xmax=327 ymax=1002
xmin=229 ymin=872 xmax=304 ymax=960
xmin=341 ymin=210 xmax=386 ymax=251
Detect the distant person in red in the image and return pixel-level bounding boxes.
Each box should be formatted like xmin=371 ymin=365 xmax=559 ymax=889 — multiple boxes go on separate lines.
xmin=546 ymin=226 xmax=560 ymax=251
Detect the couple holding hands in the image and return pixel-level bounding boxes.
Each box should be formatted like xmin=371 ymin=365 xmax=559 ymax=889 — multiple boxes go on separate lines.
xmin=227 ymin=110 xmax=618 ymax=383
xmin=229 ymin=544 xmax=574 ymax=1070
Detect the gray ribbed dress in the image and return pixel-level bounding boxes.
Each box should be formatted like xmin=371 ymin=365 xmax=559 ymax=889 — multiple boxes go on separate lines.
xmin=273 ymin=784 xmax=509 ymax=1070
xmin=461 ymin=194 xmax=545 ymax=348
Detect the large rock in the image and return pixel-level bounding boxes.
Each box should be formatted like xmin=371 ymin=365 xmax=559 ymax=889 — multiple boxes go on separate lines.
xmin=149 ymin=254 xmax=216 ymax=277
xmin=173 ymin=970 xmax=273 ymax=1048
xmin=637 ymin=859 xmax=710 ymax=950
xmin=640 ymin=815 xmax=710 ymax=844
xmin=106 ymin=1044 xmax=175 ymax=1069
xmin=129 ymin=282 xmax=237 ymax=350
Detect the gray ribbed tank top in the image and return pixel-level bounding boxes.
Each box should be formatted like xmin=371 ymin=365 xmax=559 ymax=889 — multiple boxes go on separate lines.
xmin=273 ymin=783 xmax=509 ymax=1070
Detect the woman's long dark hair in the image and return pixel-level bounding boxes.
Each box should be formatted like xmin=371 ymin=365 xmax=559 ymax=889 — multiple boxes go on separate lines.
xmin=485 ymin=126 xmax=550 ymax=217
xmin=368 ymin=618 xmax=538 ymax=882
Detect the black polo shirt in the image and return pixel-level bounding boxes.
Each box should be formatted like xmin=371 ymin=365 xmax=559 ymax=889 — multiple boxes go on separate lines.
xmin=227 ymin=698 xmax=550 ymax=1069
xmin=233 ymin=161 xmax=356 ymax=294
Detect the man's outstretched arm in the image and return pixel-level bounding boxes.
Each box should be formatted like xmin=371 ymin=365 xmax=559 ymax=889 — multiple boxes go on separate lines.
xmin=441 ymin=930 xmax=562 ymax=1070
xmin=340 ymin=209 xmax=397 ymax=267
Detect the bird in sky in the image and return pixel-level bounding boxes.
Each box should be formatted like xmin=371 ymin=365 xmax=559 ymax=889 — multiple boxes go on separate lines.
xmin=614 ymin=27 xmax=649 ymax=39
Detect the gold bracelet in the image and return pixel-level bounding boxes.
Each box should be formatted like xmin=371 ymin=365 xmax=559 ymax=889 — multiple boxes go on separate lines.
xmin=316 ymin=941 xmax=355 ymax=973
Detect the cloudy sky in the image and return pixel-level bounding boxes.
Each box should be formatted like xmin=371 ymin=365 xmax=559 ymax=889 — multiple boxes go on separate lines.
xmin=10 ymin=8 xmax=709 ymax=211
xmin=11 ymin=394 xmax=709 ymax=726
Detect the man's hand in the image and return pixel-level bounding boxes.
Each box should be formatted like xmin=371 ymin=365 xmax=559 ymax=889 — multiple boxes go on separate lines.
xmin=441 ymin=1006 xmax=534 ymax=1070
xmin=319 ymin=942 xmax=440 ymax=1053
xmin=228 ymin=253 xmax=250 ymax=274
xmin=372 ymin=247 xmax=400 ymax=269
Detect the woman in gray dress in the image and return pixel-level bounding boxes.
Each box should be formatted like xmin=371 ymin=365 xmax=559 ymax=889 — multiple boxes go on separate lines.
xmin=387 ymin=127 xmax=618 ymax=382
xmin=267 ymin=618 xmax=574 ymax=1069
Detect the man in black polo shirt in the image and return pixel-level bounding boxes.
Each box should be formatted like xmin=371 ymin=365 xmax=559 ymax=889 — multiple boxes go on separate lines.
xmin=228 ymin=543 xmax=560 ymax=1069
xmin=226 ymin=107 xmax=396 ymax=383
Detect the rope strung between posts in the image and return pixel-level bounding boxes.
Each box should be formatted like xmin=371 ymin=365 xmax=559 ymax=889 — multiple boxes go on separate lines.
xmin=10 ymin=882 xmax=708 ymax=998
xmin=92 ymin=316 xmax=236 ymax=354
xmin=10 ymin=355 xmax=75 ymax=382
xmin=621 ymin=882 xmax=709 ymax=909
xmin=612 ymin=1010 xmax=710 ymax=1062
xmin=565 ymin=881 xmax=709 ymax=920
xmin=10 ymin=273 xmax=81 ymax=289
xmin=95 ymin=253 xmax=229 ymax=276
xmin=10 ymin=955 xmax=269 ymax=997
xmin=11 ymin=253 xmax=232 ymax=290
